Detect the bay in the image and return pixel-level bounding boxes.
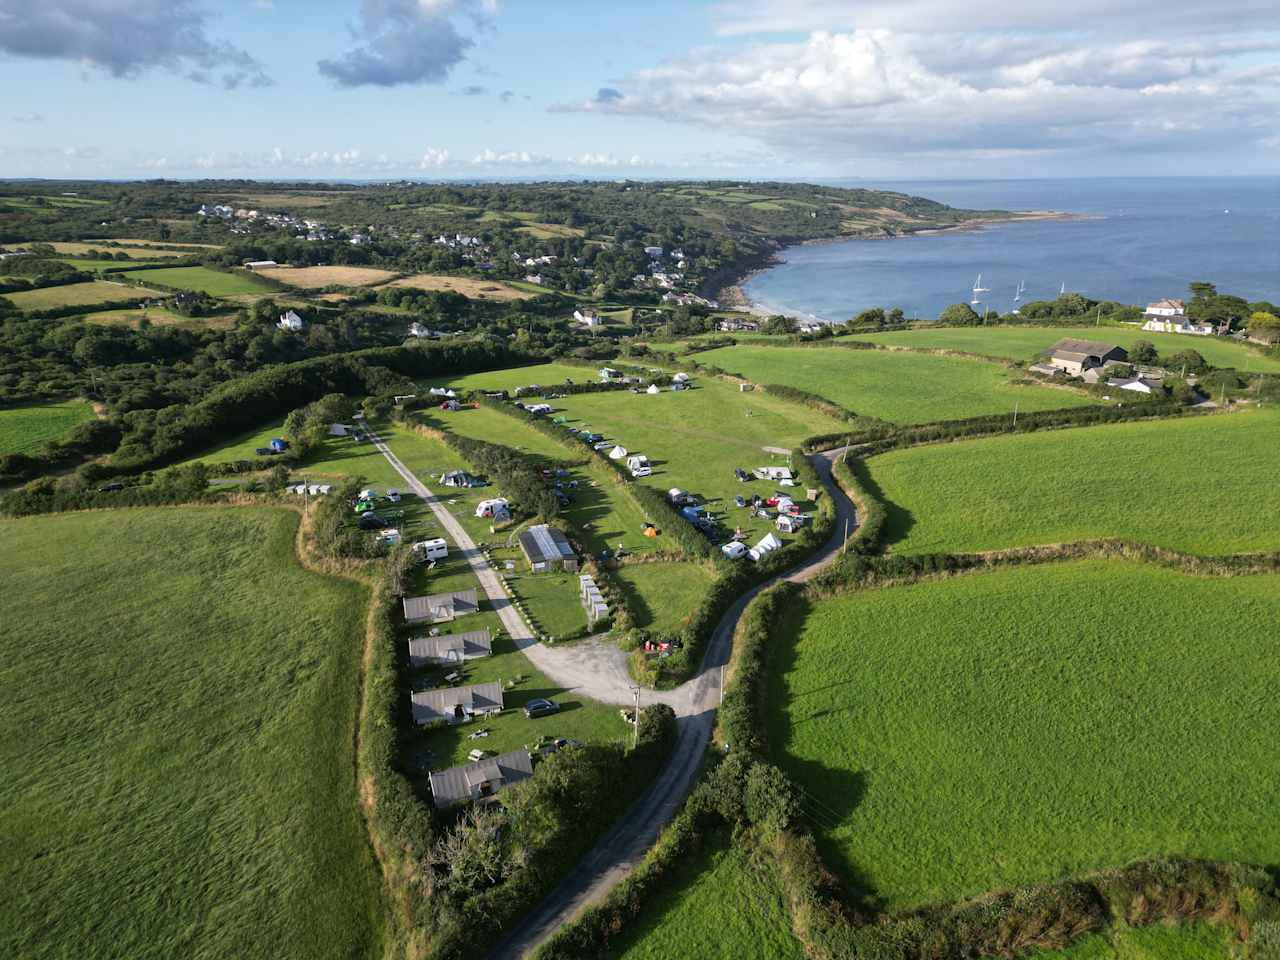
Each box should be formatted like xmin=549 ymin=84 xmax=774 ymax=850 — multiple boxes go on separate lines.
xmin=743 ymin=177 xmax=1280 ymax=322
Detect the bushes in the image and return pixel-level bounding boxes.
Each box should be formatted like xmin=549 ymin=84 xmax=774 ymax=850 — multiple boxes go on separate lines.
xmin=719 ymin=582 xmax=800 ymax=755
xmin=761 ymin=383 xmax=861 ymax=422
xmin=0 ymin=461 xmax=214 ymax=516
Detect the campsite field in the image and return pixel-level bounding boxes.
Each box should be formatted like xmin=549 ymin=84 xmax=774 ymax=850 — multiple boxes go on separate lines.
xmin=769 ymin=559 xmax=1280 ymax=909
xmin=254 ymin=265 xmax=398 ymax=288
xmin=4 ymin=279 xmax=159 ymax=311
xmin=0 ymin=508 xmax=383 ymax=960
xmin=868 ymin=408 xmax=1280 ymax=555
xmin=546 ymin=377 xmax=844 ymax=545
xmin=603 ymin=834 xmax=807 ymax=960
xmin=121 ymin=265 xmax=274 ymax=297
xmin=695 ymin=344 xmax=1097 ymax=423
xmin=0 ymin=398 xmax=95 ymax=455
xmin=390 ymin=273 xmax=534 ymax=301
xmin=421 ymin=361 xmax=591 ymax=394
xmin=862 ymin=324 xmax=1280 ymax=373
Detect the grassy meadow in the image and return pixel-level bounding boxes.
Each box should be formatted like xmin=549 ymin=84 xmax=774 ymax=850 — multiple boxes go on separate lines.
xmin=613 ymin=561 xmax=718 ymax=636
xmin=0 ymin=508 xmax=383 ymax=960
xmin=862 ymin=324 xmax=1280 ymax=373
xmin=0 ymin=398 xmax=95 ymax=455
xmin=769 ymin=559 xmax=1280 ymax=909
xmin=603 ymin=834 xmax=807 ymax=960
xmin=696 ymin=343 xmax=1097 ymax=424
xmin=1029 ymin=922 xmax=1239 ymax=959
xmin=121 ymin=265 xmax=274 ymax=297
xmin=4 ymin=279 xmax=159 ymax=311
xmin=419 ymin=361 xmax=594 ymax=393
xmin=868 ymin=408 xmax=1280 ymax=555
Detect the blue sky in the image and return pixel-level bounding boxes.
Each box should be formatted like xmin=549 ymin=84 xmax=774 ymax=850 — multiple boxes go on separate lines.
xmin=1 ymin=0 xmax=1278 ymax=180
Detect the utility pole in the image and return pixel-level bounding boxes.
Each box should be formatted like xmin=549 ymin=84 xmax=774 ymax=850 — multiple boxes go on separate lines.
xmin=632 ymin=687 xmax=640 ymax=750
xmin=1012 ymin=400 xmax=1019 ymax=427
xmin=842 ymin=517 xmax=850 ymax=554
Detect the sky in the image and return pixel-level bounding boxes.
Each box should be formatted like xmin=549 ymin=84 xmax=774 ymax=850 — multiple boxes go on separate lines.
xmin=0 ymin=0 xmax=1278 ymax=181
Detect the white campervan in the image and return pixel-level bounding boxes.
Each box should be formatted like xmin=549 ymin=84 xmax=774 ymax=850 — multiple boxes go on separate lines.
xmin=412 ymin=538 xmax=449 ymax=561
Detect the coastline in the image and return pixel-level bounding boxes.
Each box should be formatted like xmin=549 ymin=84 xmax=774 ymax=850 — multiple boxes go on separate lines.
xmin=715 ymin=209 xmax=1090 ymax=316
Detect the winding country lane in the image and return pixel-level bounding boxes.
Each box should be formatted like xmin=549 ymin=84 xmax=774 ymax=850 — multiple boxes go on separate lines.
xmin=369 ymin=428 xmax=856 ymax=959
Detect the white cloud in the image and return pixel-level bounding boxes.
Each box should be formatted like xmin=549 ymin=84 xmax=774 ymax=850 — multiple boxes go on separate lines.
xmin=419 ymin=146 xmax=450 ymax=167
xmin=471 ymin=148 xmax=551 ymax=165
xmin=561 ymin=28 xmax=1280 ymax=163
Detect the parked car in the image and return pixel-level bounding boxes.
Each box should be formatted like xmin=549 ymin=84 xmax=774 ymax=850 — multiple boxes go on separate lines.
xmin=386 ymin=489 xmax=402 ymax=503
xmin=358 ymin=512 xmax=388 ymax=530
xmin=254 ymin=447 xmax=272 ymax=456
xmin=524 ymin=698 xmax=560 ymax=719
xmin=97 ymin=482 xmax=124 ymax=493
xmin=734 ymin=495 xmax=746 ymax=508
xmin=734 ymin=468 xmax=750 ymax=482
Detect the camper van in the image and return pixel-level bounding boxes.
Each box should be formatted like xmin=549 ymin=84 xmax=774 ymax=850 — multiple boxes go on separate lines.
xmin=626 ymin=455 xmax=652 ymax=478
xmin=475 ymin=498 xmax=510 ymax=520
xmin=412 ymin=538 xmax=449 ymax=561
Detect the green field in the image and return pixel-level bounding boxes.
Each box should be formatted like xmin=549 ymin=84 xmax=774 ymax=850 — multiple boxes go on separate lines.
xmin=0 ymin=398 xmax=95 ymax=455
xmin=420 ymin=361 xmax=596 ymax=394
xmin=1030 ymin=922 xmax=1238 ymax=959
xmin=121 ymin=266 xmax=274 ymax=297
xmin=55 ymin=257 xmax=162 ymax=271
xmin=604 ymin=834 xmax=806 ymax=960
xmin=869 ymin=408 xmax=1280 ymax=555
xmin=4 ymin=279 xmax=158 ymax=311
xmin=696 ymin=344 xmax=1097 ymax=424
xmin=613 ymin=561 xmax=718 ymax=636
xmin=862 ymin=324 xmax=1280 ymax=373
xmin=0 ymin=508 xmax=383 ymax=960
xmin=769 ymin=560 xmax=1280 ymax=909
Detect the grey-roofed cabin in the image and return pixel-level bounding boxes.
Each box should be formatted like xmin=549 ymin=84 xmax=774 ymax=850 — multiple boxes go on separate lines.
xmin=408 ymin=629 xmax=492 ymax=668
xmin=517 ymin=524 xmax=578 ymax=572
xmin=1046 ymin=338 xmax=1128 ymax=377
xmin=403 ymin=589 xmax=479 ymax=624
xmin=412 ymin=680 xmax=504 ymax=725
xmin=428 ymin=748 xmax=533 ymax=810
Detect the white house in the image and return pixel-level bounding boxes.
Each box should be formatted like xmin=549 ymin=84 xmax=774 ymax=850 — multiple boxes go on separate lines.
xmin=408 ymin=322 xmax=432 ymax=338
xmin=644 ymin=245 xmax=664 ymax=258
xmin=525 ymin=274 xmax=543 ymax=285
xmin=574 ymin=309 xmax=602 ymax=328
xmin=277 ymin=310 xmax=305 ymax=332
xmin=598 ymin=367 xmax=622 ymax=380
xmin=1142 ymin=300 xmax=1214 ymax=336
xmin=1144 ymin=298 xmax=1186 ymax=318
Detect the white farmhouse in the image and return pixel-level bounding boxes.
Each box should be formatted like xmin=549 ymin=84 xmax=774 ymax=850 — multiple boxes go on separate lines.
xmin=277 ymin=310 xmax=305 ymax=332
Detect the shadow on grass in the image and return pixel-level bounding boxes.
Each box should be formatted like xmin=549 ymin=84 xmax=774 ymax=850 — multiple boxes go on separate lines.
xmin=849 ymin=455 xmax=913 ymax=547
xmin=612 ymin=570 xmax=656 ymax=631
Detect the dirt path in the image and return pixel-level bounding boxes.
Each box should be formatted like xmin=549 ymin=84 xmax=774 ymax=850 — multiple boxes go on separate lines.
xmin=371 ymin=429 xmax=855 ymax=958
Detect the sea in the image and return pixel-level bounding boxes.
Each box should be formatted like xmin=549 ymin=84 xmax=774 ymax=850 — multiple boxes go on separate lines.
xmin=742 ymin=177 xmax=1280 ymax=322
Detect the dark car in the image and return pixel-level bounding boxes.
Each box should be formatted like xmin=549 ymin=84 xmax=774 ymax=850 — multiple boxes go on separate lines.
xmin=255 ymin=447 xmax=273 ymax=456
xmin=734 ymin=468 xmax=750 ymax=482
xmin=97 ymin=482 xmax=124 ymax=493
xmin=524 ymin=698 xmax=560 ymax=719
xmin=734 ymin=495 xmax=746 ymax=508
xmin=357 ymin=512 xmax=388 ymax=530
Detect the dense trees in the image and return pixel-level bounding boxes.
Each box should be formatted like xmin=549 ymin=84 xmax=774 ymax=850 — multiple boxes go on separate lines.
xmin=938 ymin=302 xmax=981 ymax=325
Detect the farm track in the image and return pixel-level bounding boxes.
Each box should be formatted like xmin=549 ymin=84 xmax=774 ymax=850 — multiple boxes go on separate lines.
xmin=370 ymin=426 xmax=857 ymax=958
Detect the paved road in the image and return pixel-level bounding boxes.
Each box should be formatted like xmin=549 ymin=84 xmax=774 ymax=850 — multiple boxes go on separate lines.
xmin=370 ymin=430 xmax=855 ymax=959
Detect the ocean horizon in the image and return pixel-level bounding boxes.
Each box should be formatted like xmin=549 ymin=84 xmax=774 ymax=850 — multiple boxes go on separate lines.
xmin=743 ymin=176 xmax=1280 ymax=322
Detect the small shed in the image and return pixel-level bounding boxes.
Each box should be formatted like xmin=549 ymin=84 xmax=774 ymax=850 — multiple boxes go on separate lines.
xmin=428 ymin=748 xmax=533 ymax=810
xmin=408 ymin=629 xmax=492 ymax=668
xmin=411 ymin=681 xmax=504 ymax=726
xmin=518 ymin=524 xmax=579 ymax=572
xmin=403 ymin=590 xmax=479 ymax=624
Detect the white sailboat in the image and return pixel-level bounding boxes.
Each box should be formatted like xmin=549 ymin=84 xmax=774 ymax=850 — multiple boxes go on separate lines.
xmin=1011 ymin=279 xmax=1026 ymax=315
xmin=970 ymin=273 xmax=990 ymax=305
xmin=1059 ymin=281 xmax=1066 ymax=296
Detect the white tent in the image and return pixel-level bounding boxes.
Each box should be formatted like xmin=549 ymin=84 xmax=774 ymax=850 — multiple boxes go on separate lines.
xmin=672 ymin=372 xmax=691 ymax=383
xmin=646 ymin=384 xmax=660 ymax=395
xmin=748 ymin=532 xmax=783 ymax=561
xmin=608 ymin=445 xmax=628 ymax=460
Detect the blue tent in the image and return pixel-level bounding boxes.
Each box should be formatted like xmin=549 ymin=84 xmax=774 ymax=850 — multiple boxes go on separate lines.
xmin=270 ymin=438 xmax=289 ymax=452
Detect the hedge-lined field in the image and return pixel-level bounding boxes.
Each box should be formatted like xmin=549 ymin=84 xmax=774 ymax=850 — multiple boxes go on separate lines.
xmin=420 ymin=361 xmax=593 ymax=393
xmin=0 ymin=508 xmax=384 ymax=960
xmin=4 ymin=279 xmax=159 ymax=311
xmin=696 ymin=344 xmax=1097 ymax=423
xmin=862 ymin=324 xmax=1280 ymax=372
xmin=602 ymin=835 xmax=806 ymax=960
xmin=613 ymin=561 xmax=718 ymax=636
xmin=1028 ymin=921 xmax=1238 ymax=958
xmin=868 ymin=408 xmax=1280 ymax=555
xmin=121 ymin=265 xmax=274 ymax=296
xmin=0 ymin=398 xmax=95 ymax=455
xmin=769 ymin=559 xmax=1280 ymax=909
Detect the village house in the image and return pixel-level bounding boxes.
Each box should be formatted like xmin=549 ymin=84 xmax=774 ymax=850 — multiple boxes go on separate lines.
xmin=574 ymin=309 xmax=602 ymax=328
xmin=518 ymin=524 xmax=579 ymax=572
xmin=277 ymin=309 xmax=305 ymax=332
xmin=411 ymin=681 xmax=504 ymax=726
xmin=428 ymin=749 xmax=533 ymax=810
xmin=402 ymin=589 xmax=479 ymax=624
xmin=1142 ymin=299 xmax=1215 ymax=336
xmin=407 ymin=629 xmax=492 ymax=668
xmin=1044 ymin=338 xmax=1128 ymax=377
xmin=718 ymin=317 xmax=760 ymax=332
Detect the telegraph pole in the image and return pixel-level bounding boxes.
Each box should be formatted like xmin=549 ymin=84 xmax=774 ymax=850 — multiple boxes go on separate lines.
xmin=632 ymin=687 xmax=641 ymax=750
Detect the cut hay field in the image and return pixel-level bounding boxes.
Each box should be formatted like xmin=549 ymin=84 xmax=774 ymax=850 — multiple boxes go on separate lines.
xmin=0 ymin=508 xmax=384 ymax=960
xmin=254 ymin=265 xmax=398 ymax=288
xmin=769 ymin=559 xmax=1280 ymax=909
xmin=869 ymin=408 xmax=1280 ymax=555
xmin=84 ymin=305 xmax=236 ymax=329
xmin=696 ymin=344 xmax=1097 ymax=424
xmin=390 ymin=273 xmax=534 ymax=301
xmin=603 ymin=833 xmax=806 ymax=960
xmin=0 ymin=398 xmax=95 ymax=454
xmin=862 ymin=324 xmax=1280 ymax=373
xmin=121 ymin=265 xmax=274 ymax=297
xmin=4 ymin=279 xmax=159 ymax=311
